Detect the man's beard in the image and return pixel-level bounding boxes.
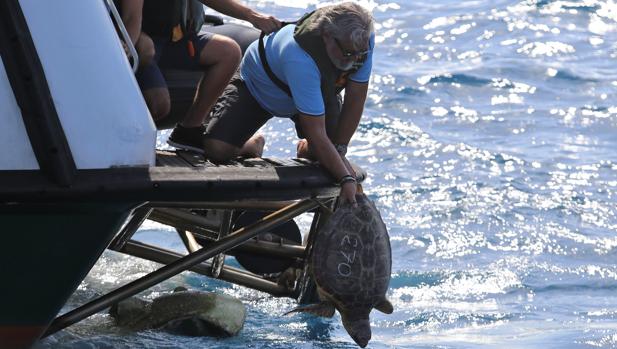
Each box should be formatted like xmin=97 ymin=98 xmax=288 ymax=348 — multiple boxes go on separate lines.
xmin=328 ymin=52 xmax=355 ymax=71
xmin=331 ymin=57 xmax=355 ymax=71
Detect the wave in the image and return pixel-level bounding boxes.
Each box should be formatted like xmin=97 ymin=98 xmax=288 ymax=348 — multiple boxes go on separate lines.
xmin=395 ymin=86 xmax=425 ymax=96
xmin=395 ymin=310 xmax=514 ymax=329
xmin=423 ymin=73 xmax=492 ymax=87
xmin=551 ymin=68 xmax=597 ymax=82
xmin=526 ymin=282 xmax=617 ymax=293
xmin=389 ymin=270 xmax=449 ymax=289
xmin=534 ymin=0 xmax=600 ymax=13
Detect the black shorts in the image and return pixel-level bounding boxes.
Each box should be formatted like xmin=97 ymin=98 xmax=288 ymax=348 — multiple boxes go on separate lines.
xmin=204 ymin=73 xmax=272 ymax=147
xmin=135 ymin=32 xmax=213 ymax=90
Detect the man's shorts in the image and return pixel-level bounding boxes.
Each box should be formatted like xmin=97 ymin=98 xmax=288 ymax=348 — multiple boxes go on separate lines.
xmin=204 ymin=74 xmax=344 ymax=149
xmin=204 ymin=73 xmax=272 ymax=148
xmin=135 ymin=32 xmax=213 ymax=91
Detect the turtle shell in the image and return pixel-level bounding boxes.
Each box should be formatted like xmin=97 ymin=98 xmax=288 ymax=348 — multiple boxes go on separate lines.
xmin=311 ymin=194 xmax=391 ymax=311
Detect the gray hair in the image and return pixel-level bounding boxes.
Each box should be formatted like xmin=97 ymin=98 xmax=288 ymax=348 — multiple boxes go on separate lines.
xmin=308 ymin=2 xmax=374 ymax=51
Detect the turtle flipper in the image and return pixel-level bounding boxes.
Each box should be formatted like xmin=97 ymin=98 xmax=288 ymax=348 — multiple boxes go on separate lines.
xmin=284 ymin=302 xmax=336 ymax=318
xmin=374 ymin=298 xmax=394 ymax=314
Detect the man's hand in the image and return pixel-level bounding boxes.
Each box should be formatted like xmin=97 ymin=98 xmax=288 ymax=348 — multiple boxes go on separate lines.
xmin=340 ymin=181 xmax=358 ymax=207
xmin=248 ymin=12 xmax=281 ymax=34
xmin=333 ymin=81 xmax=368 ymax=146
xmin=200 ymin=0 xmax=281 ymax=34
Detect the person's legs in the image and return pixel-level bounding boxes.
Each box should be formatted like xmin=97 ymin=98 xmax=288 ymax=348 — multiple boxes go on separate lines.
xmin=136 ymin=61 xmax=170 ymax=121
xmin=142 ymin=87 xmax=171 ymax=121
xmin=182 ymin=34 xmax=241 ymax=128
xmin=136 ymin=32 xmax=155 ymax=69
xmin=203 ymin=74 xmax=271 ymax=162
xmin=202 ymin=133 xmax=264 ymax=162
xmin=159 ymin=32 xmax=241 ymax=150
xmin=240 ymin=134 xmax=266 ymax=157
xmin=135 ymin=35 xmax=171 ymax=121
xmin=296 ymin=138 xmax=314 ymax=159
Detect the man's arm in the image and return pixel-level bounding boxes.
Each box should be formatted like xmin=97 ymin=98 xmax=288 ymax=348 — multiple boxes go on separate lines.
xmin=332 ymin=80 xmax=368 ymax=177
xmin=333 ymin=81 xmax=368 ymax=145
xmin=298 ymin=114 xmax=357 ymax=205
xmin=119 ymin=0 xmax=143 ymax=45
xmin=199 ymin=0 xmax=281 ymax=33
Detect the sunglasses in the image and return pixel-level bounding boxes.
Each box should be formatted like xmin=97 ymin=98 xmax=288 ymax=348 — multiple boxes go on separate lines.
xmin=334 ymin=37 xmax=369 ymax=58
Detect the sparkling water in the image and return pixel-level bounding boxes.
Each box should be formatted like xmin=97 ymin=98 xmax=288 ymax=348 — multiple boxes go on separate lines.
xmin=39 ymin=0 xmax=617 ymax=348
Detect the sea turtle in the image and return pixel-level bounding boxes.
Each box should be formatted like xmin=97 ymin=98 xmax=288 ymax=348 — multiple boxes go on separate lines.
xmin=289 ymin=193 xmax=393 ymax=347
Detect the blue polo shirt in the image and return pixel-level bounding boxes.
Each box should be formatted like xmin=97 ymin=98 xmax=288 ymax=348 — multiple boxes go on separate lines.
xmin=240 ymin=24 xmax=374 ymax=118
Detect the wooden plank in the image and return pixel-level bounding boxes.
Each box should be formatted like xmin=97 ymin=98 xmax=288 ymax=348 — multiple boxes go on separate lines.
xmin=278 ymin=158 xmax=302 ymax=167
xmin=156 ymin=151 xmax=191 ymax=167
xmin=157 ymin=151 xmax=315 ymax=169
xmin=262 ymin=158 xmax=302 ymax=167
xmin=0 ymin=150 xmax=366 ymax=203
xmin=241 ymin=158 xmax=273 ymax=168
xmin=176 ymin=150 xmax=206 ymax=167
xmin=292 ymin=158 xmax=316 ymax=166
xmin=0 ymin=167 xmax=348 ymax=203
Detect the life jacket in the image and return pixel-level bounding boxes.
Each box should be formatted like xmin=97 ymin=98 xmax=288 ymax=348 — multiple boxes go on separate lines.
xmin=142 ymin=0 xmax=205 ymax=41
xmin=259 ymin=9 xmax=367 ymax=124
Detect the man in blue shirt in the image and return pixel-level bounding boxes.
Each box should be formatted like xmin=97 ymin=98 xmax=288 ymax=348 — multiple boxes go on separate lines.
xmin=203 ymin=2 xmax=374 ymax=206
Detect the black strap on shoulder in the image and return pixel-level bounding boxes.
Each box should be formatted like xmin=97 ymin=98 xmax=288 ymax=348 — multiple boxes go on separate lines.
xmin=258 ymin=22 xmax=295 ymax=98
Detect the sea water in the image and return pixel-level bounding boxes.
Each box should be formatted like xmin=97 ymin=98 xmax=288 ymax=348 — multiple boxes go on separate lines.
xmin=39 ymin=0 xmax=617 ymax=348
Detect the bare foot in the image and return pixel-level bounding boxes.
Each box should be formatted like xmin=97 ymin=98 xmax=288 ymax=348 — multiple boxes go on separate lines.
xmin=296 ymin=138 xmax=314 ymax=159
xmin=239 ymin=134 xmax=265 ymax=158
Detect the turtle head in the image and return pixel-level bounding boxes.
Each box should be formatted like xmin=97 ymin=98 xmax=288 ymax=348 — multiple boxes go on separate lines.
xmin=341 ymin=314 xmax=371 ymax=348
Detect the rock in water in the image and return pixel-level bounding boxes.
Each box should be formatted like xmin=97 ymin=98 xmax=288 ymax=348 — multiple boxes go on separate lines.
xmin=289 ymin=193 xmax=393 ymax=348
xmin=109 ymin=296 xmax=150 ymax=328
xmin=110 ymin=288 xmax=247 ymax=337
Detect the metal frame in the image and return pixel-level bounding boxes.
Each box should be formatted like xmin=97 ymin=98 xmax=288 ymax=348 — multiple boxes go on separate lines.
xmin=44 ymin=198 xmax=328 ymax=337
xmin=109 ymin=206 xmax=153 ymax=250
xmin=297 ymin=198 xmax=336 ymax=303
xmin=119 ymin=240 xmax=290 ymax=296
xmin=210 ymin=209 xmax=233 ymax=278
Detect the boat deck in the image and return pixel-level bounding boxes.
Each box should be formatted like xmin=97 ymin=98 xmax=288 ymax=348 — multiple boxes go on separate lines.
xmin=0 ymin=150 xmax=363 ymax=203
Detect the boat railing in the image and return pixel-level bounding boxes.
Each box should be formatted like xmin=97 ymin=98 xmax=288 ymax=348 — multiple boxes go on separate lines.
xmin=105 ymin=0 xmax=139 ymax=73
